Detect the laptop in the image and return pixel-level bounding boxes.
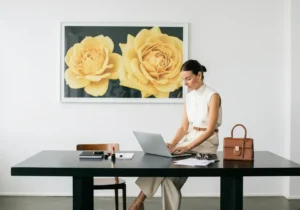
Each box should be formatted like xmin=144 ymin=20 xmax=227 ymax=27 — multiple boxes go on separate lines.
xmin=133 ymin=131 xmax=192 ymax=158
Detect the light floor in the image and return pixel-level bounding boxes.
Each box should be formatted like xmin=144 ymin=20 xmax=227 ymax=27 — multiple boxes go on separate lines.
xmin=0 ymin=196 xmax=300 ymax=210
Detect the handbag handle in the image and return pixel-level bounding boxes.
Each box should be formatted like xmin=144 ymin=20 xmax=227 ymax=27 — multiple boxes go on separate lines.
xmin=231 ymin=124 xmax=247 ymax=138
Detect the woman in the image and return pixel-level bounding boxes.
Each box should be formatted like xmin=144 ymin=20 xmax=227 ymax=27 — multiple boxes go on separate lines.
xmin=129 ymin=59 xmax=222 ymax=210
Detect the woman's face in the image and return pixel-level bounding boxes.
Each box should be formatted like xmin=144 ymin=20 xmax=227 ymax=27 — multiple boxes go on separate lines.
xmin=180 ymin=70 xmax=202 ymax=90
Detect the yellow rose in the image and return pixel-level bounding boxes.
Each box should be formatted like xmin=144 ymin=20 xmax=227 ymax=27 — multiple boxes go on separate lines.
xmin=64 ymin=35 xmax=122 ymax=97
xmin=119 ymin=27 xmax=183 ymax=98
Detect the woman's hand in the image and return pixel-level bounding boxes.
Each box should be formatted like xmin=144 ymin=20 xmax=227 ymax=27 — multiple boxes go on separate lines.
xmin=170 ymin=145 xmax=191 ymax=154
xmin=166 ymin=142 xmax=176 ymax=152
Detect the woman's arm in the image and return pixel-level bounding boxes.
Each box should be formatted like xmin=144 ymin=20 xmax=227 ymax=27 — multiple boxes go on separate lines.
xmin=172 ymin=93 xmax=221 ymax=154
xmin=169 ymin=102 xmax=189 ymax=147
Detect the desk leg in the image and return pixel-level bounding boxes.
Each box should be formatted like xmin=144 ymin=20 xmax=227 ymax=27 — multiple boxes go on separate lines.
xmin=220 ymin=176 xmax=243 ymax=210
xmin=73 ymin=177 xmax=94 ymax=210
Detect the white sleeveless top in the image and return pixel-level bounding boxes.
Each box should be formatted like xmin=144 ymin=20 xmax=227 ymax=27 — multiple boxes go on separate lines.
xmin=176 ymin=83 xmax=222 ymax=154
xmin=186 ymin=83 xmax=222 ymax=129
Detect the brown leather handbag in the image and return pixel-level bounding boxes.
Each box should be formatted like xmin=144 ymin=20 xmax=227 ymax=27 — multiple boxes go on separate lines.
xmin=223 ymin=124 xmax=254 ymax=161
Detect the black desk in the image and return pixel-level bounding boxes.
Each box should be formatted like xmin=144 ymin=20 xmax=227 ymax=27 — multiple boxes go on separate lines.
xmin=11 ymin=150 xmax=300 ymax=210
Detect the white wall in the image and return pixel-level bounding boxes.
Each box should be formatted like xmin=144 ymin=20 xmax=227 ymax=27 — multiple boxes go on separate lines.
xmin=0 ymin=0 xmax=295 ymax=197
xmin=288 ymin=0 xmax=300 ymax=198
xmin=282 ymin=0 xmax=292 ymax=198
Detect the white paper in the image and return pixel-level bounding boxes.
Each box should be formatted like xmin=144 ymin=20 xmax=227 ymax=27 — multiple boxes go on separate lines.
xmin=174 ymin=158 xmax=216 ymax=166
xmin=108 ymin=153 xmax=134 ymax=160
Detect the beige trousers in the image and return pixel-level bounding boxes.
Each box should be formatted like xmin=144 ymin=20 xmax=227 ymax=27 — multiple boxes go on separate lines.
xmin=136 ymin=176 xmax=188 ymax=210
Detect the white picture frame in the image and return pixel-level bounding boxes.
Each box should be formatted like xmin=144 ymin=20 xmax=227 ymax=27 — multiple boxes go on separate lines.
xmin=60 ymin=22 xmax=189 ymax=103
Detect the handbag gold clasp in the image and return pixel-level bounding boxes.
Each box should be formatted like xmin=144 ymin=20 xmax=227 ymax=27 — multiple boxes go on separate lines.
xmin=234 ymin=146 xmax=239 ymax=151
xmin=233 ymin=146 xmax=240 ymax=155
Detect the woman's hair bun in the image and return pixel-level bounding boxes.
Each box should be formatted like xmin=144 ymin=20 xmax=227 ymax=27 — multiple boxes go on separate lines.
xmin=201 ymin=65 xmax=207 ymax=72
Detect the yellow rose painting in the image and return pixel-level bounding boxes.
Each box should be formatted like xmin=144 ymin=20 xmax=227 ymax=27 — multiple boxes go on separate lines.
xmin=119 ymin=27 xmax=183 ymax=98
xmin=61 ymin=23 xmax=187 ymax=102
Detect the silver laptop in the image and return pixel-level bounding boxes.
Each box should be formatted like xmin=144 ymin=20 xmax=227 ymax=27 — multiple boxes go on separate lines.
xmin=133 ymin=131 xmax=192 ymax=158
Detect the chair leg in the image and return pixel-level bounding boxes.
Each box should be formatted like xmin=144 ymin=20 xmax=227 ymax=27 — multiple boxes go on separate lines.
xmin=115 ymin=189 xmax=119 ymax=210
xmin=123 ymin=184 xmax=127 ymax=210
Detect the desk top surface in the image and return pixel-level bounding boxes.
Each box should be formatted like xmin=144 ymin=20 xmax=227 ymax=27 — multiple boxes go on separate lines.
xmin=11 ymin=151 xmax=300 ymax=177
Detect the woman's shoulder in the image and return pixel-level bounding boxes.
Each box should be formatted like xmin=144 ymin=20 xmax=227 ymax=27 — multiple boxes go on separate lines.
xmin=204 ymin=84 xmax=219 ymax=95
xmin=203 ymin=84 xmax=221 ymax=101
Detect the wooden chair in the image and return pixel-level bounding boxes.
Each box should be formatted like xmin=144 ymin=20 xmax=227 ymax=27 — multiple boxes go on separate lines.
xmin=76 ymin=143 xmax=126 ymax=210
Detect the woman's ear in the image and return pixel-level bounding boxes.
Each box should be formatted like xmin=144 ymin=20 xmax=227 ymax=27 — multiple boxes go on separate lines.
xmin=197 ymin=72 xmax=202 ymax=80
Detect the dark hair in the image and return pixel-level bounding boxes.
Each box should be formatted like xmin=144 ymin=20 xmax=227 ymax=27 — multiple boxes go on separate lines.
xmin=180 ymin=59 xmax=207 ymax=79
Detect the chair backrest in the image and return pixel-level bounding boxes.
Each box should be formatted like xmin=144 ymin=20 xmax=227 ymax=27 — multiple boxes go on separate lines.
xmin=76 ymin=143 xmax=120 ymax=152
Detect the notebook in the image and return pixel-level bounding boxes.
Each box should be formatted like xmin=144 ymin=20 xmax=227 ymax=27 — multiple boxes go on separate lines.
xmin=79 ymin=151 xmax=104 ymax=159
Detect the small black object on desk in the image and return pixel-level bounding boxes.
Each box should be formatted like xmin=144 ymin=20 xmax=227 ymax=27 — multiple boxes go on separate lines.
xmin=93 ymin=151 xmax=104 ymax=155
xmin=111 ymin=154 xmax=116 ymax=162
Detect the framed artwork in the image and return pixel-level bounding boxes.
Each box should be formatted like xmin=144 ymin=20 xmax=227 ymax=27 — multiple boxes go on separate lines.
xmin=60 ymin=22 xmax=188 ymax=103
